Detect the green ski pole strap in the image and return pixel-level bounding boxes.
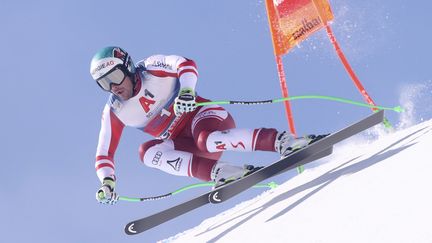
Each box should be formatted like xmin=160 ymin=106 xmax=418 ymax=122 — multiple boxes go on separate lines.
xmin=118 ymin=181 xmax=278 ymax=202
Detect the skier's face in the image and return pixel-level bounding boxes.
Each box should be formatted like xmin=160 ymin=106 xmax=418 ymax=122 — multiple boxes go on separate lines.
xmin=110 ymin=75 xmax=134 ymax=100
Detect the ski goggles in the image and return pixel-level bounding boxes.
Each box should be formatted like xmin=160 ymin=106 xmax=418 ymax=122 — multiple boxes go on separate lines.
xmin=96 ymin=66 xmax=127 ymax=91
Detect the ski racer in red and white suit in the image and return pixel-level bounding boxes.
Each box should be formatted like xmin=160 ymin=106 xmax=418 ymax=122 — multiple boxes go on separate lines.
xmin=90 ymin=46 xmax=315 ymax=204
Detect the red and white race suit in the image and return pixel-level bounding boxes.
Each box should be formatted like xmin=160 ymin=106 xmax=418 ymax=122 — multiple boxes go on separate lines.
xmin=95 ymin=55 xmax=278 ymax=182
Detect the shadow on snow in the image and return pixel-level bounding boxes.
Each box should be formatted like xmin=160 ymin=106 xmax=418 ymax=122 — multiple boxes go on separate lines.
xmin=201 ymin=125 xmax=431 ymax=243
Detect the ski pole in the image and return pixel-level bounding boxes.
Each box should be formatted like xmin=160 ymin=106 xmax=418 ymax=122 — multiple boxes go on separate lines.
xmin=196 ymin=95 xmax=404 ymax=113
xmin=118 ymin=181 xmax=278 ymax=202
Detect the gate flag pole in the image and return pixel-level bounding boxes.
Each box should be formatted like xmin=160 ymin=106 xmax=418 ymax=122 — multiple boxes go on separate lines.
xmin=324 ymin=24 xmax=393 ymax=128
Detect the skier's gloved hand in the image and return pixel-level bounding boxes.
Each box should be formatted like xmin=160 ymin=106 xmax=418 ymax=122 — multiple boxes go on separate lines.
xmin=174 ymin=88 xmax=196 ymax=116
xmin=96 ymin=176 xmax=119 ymax=205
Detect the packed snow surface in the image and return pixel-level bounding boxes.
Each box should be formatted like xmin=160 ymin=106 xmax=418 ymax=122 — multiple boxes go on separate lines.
xmin=162 ymin=119 xmax=432 ymax=243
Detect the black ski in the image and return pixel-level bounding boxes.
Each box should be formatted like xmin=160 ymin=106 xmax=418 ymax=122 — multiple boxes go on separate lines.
xmin=124 ymin=111 xmax=383 ymax=235
xmin=124 ymin=147 xmax=332 ymax=235
xmin=208 ymin=110 xmax=384 ymax=203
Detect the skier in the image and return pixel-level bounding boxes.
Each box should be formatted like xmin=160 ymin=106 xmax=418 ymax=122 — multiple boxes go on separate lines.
xmin=90 ymin=46 xmax=320 ymax=204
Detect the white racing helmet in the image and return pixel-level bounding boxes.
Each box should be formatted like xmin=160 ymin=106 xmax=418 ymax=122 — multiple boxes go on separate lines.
xmin=90 ymin=46 xmax=136 ymax=91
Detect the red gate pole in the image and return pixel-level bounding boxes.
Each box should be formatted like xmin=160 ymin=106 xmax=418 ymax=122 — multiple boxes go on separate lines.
xmin=275 ymin=55 xmax=297 ymax=135
xmin=325 ymin=24 xmax=393 ymax=129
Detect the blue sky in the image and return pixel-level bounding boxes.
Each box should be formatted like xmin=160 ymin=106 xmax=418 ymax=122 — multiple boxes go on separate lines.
xmin=1 ymin=0 xmax=431 ymax=242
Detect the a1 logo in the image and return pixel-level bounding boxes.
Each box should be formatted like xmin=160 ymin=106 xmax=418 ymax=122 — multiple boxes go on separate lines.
xmin=139 ymin=89 xmax=156 ymax=113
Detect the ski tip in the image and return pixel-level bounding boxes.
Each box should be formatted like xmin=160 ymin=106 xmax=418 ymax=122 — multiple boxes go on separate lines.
xmin=376 ymin=109 xmax=385 ymax=119
xmin=125 ymin=222 xmax=139 ymax=235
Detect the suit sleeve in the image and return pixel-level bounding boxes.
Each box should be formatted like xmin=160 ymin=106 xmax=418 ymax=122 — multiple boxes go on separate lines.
xmin=94 ymin=104 xmax=125 ymax=182
xmin=142 ymin=54 xmax=198 ymax=92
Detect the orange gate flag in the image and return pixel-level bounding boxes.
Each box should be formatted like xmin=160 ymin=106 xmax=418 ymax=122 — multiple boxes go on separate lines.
xmin=266 ymin=0 xmax=334 ymax=56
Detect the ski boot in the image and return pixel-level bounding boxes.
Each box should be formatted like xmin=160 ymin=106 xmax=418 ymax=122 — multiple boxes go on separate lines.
xmin=211 ymin=162 xmax=263 ymax=188
xmin=275 ymin=131 xmax=329 ymax=157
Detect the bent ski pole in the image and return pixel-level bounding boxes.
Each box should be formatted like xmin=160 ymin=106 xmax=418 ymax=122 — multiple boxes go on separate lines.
xmin=119 ymin=181 xmax=278 ymax=202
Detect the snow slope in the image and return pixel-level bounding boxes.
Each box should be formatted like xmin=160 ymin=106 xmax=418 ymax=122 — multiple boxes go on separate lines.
xmin=162 ymin=119 xmax=432 ymax=243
